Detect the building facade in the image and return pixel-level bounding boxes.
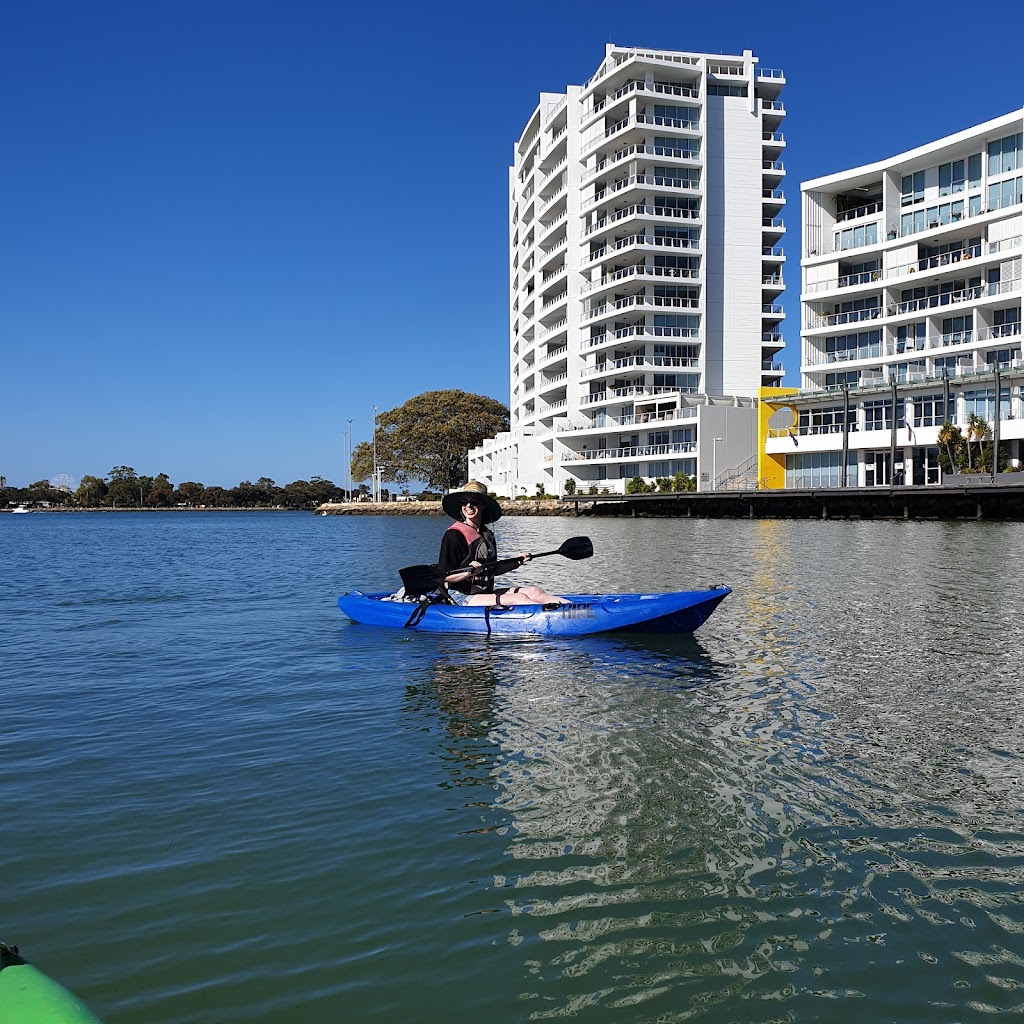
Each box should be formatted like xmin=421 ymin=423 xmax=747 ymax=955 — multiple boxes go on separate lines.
xmin=470 ymin=45 xmax=786 ymax=496
xmin=763 ymin=109 xmax=1023 ymax=488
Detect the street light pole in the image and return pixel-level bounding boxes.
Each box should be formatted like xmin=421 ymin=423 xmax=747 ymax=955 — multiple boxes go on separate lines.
xmin=345 ymin=418 xmax=354 ymax=502
xmin=712 ymin=437 xmax=723 ymax=492
xmin=372 ymin=404 xmax=379 ymax=503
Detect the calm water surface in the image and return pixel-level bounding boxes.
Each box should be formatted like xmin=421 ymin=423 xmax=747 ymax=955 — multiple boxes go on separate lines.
xmin=2 ymin=512 xmax=1023 ymax=1022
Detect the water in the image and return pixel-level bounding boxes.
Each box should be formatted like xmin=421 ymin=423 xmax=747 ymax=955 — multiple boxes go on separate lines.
xmin=3 ymin=511 xmax=1024 ymax=1022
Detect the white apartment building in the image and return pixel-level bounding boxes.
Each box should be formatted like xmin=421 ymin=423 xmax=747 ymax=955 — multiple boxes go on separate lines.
xmin=763 ymin=109 xmax=1023 ymax=488
xmin=469 ymin=44 xmax=786 ymax=496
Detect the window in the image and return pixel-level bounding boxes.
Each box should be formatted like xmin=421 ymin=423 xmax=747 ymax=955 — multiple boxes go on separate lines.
xmin=914 ymin=394 xmax=946 ymax=427
xmin=654 ymin=226 xmax=698 ymax=243
xmin=653 ymin=343 xmax=699 ymax=362
xmin=786 ymin=451 xmax=857 ymax=489
xmin=797 ymin=405 xmax=855 ymax=434
xmin=864 ymin=399 xmax=904 ymax=430
xmin=865 ymin=451 xmax=892 ymax=487
xmin=985 ymin=348 xmax=1020 ymax=370
xmin=939 ymin=160 xmax=965 ymax=196
xmin=964 ymin=388 xmax=1010 ymax=420
xmin=941 ymin=314 xmax=973 ymax=345
xmin=901 ymin=171 xmax=925 ymax=207
xmin=933 ymin=355 xmax=958 ymax=374
xmin=968 ymin=153 xmax=982 ymax=189
xmin=652 ymin=105 xmax=699 ymax=129
xmin=835 ymin=223 xmax=879 ymax=250
xmin=923 ymin=200 xmax=964 ymax=227
xmin=671 ymin=428 xmax=695 ymax=445
xmin=987 ymin=176 xmax=1023 ymax=212
xmin=653 ymin=137 xmax=699 ymax=159
xmin=652 ymin=287 xmax=699 ymax=306
xmin=648 ymin=430 xmax=669 ymax=446
xmin=654 ymin=195 xmax=700 ymax=215
xmin=654 ymin=253 xmax=700 ymax=272
xmin=653 ymin=314 xmax=699 ymax=335
xmin=707 ymin=83 xmax=747 ymax=97
xmin=988 ymin=133 xmax=1023 ymax=175
xmin=824 ymin=330 xmax=882 ymax=361
xmin=993 ymin=307 xmax=1022 ymax=338
xmin=897 ymin=323 xmax=927 ymax=353
xmin=824 ymin=370 xmax=860 ymax=389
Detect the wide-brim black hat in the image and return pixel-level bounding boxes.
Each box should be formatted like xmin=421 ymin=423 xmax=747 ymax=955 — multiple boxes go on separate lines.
xmin=441 ymin=480 xmax=502 ymax=524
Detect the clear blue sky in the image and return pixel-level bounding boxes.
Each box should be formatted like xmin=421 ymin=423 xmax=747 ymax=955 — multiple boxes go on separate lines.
xmin=3 ymin=0 xmax=1023 ymax=488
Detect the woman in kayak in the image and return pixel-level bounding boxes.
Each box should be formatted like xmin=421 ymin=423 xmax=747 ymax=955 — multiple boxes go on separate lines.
xmin=438 ymin=481 xmax=565 ymax=607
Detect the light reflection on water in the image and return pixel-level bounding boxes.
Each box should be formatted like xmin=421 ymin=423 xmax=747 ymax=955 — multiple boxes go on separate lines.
xmin=2 ymin=513 xmax=1024 ymax=1021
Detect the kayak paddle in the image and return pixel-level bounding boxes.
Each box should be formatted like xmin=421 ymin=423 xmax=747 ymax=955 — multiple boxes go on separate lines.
xmin=399 ymin=535 xmax=593 ymax=596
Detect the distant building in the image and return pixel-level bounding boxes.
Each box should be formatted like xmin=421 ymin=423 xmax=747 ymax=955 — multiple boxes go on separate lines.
xmin=762 ymin=109 xmax=1023 ymax=488
xmin=469 ymin=44 xmax=786 ymax=495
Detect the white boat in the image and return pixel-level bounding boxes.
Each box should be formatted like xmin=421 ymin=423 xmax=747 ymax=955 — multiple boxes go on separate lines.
xmin=11 ymin=505 xmax=31 ymax=514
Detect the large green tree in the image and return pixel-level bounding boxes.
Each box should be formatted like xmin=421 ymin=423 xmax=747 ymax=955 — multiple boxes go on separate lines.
xmin=351 ymin=390 xmax=509 ymax=492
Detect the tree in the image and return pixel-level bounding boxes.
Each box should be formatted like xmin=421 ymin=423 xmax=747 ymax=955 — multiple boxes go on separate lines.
xmin=145 ymin=473 xmax=175 ymax=507
xmin=350 ymin=390 xmax=510 ymax=492
xmin=966 ymin=413 xmax=989 ymax=472
xmin=937 ymin=421 xmax=962 ymax=474
xmin=176 ymin=481 xmax=205 ymax=506
xmin=75 ymin=475 xmax=108 ymax=506
xmin=106 ymin=466 xmax=138 ymax=507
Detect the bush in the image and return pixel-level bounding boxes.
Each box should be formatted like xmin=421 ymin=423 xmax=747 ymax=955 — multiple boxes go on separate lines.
xmin=563 ymin=479 xmax=577 ymax=496
xmin=626 ymin=475 xmax=651 ymax=495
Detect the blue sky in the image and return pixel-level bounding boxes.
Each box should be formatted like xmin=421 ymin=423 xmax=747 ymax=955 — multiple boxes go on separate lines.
xmin=3 ymin=0 xmax=1023 ymax=488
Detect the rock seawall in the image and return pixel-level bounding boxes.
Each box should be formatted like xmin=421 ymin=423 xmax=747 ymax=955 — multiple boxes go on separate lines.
xmin=316 ymin=500 xmax=584 ymax=517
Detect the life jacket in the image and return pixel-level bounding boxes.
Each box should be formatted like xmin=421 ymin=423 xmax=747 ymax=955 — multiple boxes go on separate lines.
xmin=446 ymin=521 xmax=497 ymax=592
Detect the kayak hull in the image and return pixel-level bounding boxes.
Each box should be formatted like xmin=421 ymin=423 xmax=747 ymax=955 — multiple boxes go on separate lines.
xmin=0 ymin=957 xmax=105 ymax=1024
xmin=337 ymin=588 xmax=730 ymax=636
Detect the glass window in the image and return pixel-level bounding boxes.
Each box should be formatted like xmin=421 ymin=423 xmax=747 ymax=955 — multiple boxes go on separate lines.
xmin=968 ymin=153 xmax=982 ymax=188
xmin=785 ymin=451 xmax=858 ymax=489
xmin=989 ymin=133 xmax=1024 ymax=175
xmin=914 ymin=394 xmax=946 ymax=427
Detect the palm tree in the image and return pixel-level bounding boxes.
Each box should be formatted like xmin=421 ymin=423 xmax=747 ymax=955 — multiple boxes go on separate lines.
xmin=965 ymin=412 xmax=989 ymax=472
xmin=937 ymin=421 xmax=962 ymax=474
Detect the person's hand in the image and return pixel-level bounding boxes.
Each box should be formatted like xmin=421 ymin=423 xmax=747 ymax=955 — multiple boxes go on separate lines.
xmin=519 ymin=552 xmax=532 ymax=563
xmin=469 ymin=560 xmax=483 ymax=571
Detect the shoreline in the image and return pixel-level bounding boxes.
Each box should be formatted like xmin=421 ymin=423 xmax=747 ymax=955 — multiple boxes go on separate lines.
xmin=315 ymin=500 xmax=581 ymax=517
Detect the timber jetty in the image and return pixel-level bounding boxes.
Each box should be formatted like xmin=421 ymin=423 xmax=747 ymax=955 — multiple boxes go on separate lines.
xmin=321 ymin=480 xmax=1024 ymax=520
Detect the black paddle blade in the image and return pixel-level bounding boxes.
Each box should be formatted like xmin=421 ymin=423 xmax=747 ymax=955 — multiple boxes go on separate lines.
xmin=560 ymin=536 xmax=593 ymax=560
xmin=399 ymin=563 xmax=443 ymax=597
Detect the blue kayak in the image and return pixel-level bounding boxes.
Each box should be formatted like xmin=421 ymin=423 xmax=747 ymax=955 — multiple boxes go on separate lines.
xmin=337 ymin=587 xmax=730 ymax=636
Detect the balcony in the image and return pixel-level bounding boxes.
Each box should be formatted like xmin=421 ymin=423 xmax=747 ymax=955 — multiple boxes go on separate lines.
xmin=563 ymin=441 xmax=698 ymax=463
xmin=835 ymin=200 xmax=882 ymax=224
xmin=585 ymin=294 xmax=700 ymax=322
xmin=584 ymin=172 xmax=701 ymax=211
xmin=586 ymin=202 xmax=701 ymax=237
xmin=587 ymin=232 xmax=700 ymax=265
xmin=581 ymin=262 xmax=700 ymax=296
xmin=583 ymin=141 xmax=700 ymax=184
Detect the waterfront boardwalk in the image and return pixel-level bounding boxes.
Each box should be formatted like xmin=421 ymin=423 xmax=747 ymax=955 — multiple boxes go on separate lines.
xmin=568 ymin=480 xmax=1024 ymax=520
xmin=320 ymin=481 xmax=1024 ymax=521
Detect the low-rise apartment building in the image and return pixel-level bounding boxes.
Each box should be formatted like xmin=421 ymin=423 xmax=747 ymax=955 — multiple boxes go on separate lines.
xmin=763 ymin=109 xmax=1023 ymax=488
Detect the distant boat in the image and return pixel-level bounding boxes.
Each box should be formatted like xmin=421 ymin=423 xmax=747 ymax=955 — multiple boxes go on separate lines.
xmin=11 ymin=505 xmax=31 ymax=514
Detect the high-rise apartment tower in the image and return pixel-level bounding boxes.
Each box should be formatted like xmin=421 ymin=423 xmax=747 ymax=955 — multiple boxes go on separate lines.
xmin=470 ymin=44 xmax=786 ymax=495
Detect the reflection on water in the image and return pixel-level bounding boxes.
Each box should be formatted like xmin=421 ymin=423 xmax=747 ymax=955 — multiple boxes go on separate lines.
xmin=398 ymin=521 xmax=1024 ymax=1019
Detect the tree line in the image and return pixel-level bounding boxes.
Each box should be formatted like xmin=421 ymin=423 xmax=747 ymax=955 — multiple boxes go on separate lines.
xmin=2 ymin=467 xmax=374 ymax=509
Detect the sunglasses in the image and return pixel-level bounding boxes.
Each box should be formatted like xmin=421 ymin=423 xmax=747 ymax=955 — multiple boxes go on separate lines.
xmin=462 ymin=499 xmax=483 ymax=508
